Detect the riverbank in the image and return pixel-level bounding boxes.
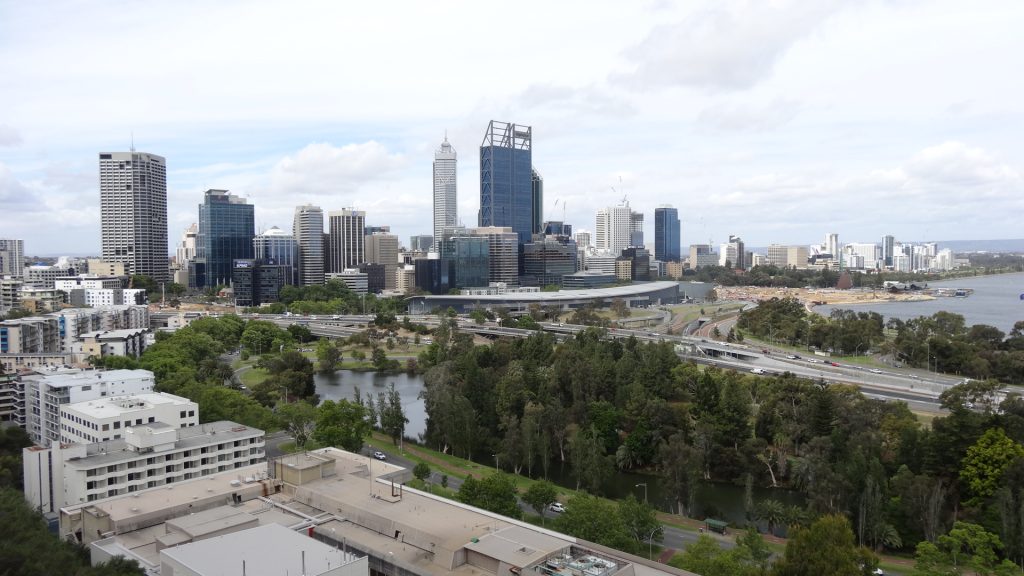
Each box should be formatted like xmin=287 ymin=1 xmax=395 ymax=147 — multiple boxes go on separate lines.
xmin=716 ymin=285 xmax=935 ymax=309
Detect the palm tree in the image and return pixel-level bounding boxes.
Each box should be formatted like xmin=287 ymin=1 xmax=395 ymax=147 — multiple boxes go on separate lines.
xmin=754 ymin=499 xmax=786 ymax=536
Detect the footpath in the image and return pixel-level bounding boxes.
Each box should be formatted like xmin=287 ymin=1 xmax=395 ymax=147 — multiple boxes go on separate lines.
xmin=379 ymin=434 xmax=916 ymax=572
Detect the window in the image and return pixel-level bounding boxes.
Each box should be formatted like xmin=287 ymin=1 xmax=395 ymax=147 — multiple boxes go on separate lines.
xmin=148 ymin=417 xmax=155 ymax=423
xmin=135 ymin=419 xmax=142 ymax=425
xmin=188 ymin=410 xmax=195 ymax=417
xmin=101 ymin=424 xmax=109 ymax=431
xmin=179 ymin=411 xmax=186 ymax=418
xmin=113 ymin=421 xmax=120 ymax=429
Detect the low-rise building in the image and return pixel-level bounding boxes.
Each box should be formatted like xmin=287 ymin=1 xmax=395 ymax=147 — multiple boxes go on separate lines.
xmin=59 ymin=392 xmax=197 ymax=445
xmin=55 ymin=275 xmax=125 ymax=292
xmin=23 ymin=369 xmax=156 ymax=447
xmin=18 ymin=286 xmax=65 ymax=313
xmin=24 ymin=420 xmax=264 ymax=513
xmin=0 ymin=372 xmax=23 ymax=425
xmin=0 ymin=316 xmax=60 ymax=354
xmin=73 ymin=328 xmax=149 ymax=361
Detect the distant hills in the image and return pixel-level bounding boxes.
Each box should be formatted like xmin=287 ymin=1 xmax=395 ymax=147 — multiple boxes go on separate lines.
xmin=926 ymin=239 xmax=1024 ymax=253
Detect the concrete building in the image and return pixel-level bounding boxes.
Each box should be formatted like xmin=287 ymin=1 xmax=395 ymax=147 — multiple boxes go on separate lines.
xmin=0 ymin=238 xmax=25 ymax=277
xmin=665 ymin=261 xmax=685 ymax=279
xmin=824 ymin=233 xmax=839 ymax=259
xmin=22 ymin=369 xmax=156 ymax=447
xmin=595 ymin=204 xmax=631 ymax=254
xmin=52 ymin=306 xmax=150 ymax=353
xmin=688 ymin=245 xmax=717 ymax=269
xmin=0 ymin=373 xmax=23 ymax=425
xmin=471 ymin=227 xmax=518 ymax=286
xmin=74 ymin=328 xmax=149 ymax=361
xmin=55 ymin=275 xmax=124 ymax=292
xmin=584 ymin=253 xmax=617 ymax=275
xmin=574 ymin=230 xmax=591 ymax=249
xmin=844 ymin=242 xmax=879 ymax=270
xmin=18 ymin=286 xmax=65 ymax=313
xmin=786 ymin=246 xmax=810 ymax=269
xmin=521 ymin=237 xmax=578 ymax=287
xmin=433 ymin=135 xmax=458 ymax=253
xmin=364 ymin=233 xmax=399 ymax=289
xmin=614 ymin=259 xmax=632 ymax=281
xmin=562 ymin=272 xmax=616 ymax=289
xmin=67 ymin=288 xmax=147 ymax=307
xmin=86 ymin=260 xmax=127 ymax=277
xmin=0 ymin=316 xmax=60 ymax=354
xmin=766 ymin=244 xmax=787 ymax=267
xmin=329 ymin=269 xmax=368 ymax=294
xmin=58 ymin=392 xmax=197 ymax=445
xmin=719 ymin=235 xmax=746 ymax=269
xmin=24 ymin=420 xmax=262 ymax=514
xmin=99 ymin=151 xmax=169 ymax=282
xmin=328 ymin=209 xmax=366 ymax=273
xmin=409 ymin=235 xmax=433 ymax=252
xmin=25 ymin=264 xmax=76 ymax=288
xmin=294 ymin=205 xmax=325 ymax=286
xmin=0 ymin=276 xmax=23 ymax=313
xmin=396 ymin=264 xmax=416 ymax=295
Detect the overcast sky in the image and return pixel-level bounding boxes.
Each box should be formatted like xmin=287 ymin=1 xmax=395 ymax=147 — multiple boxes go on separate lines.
xmin=1 ymin=0 xmax=1023 ymax=256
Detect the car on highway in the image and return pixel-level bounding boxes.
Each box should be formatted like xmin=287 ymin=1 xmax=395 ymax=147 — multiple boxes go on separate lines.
xmin=549 ymin=502 xmax=566 ymax=513
xmin=869 ymin=368 xmax=882 ymax=374
xmin=829 ymin=361 xmax=840 ymax=367
xmin=373 ymin=451 xmax=387 ymax=461
xmin=750 ymin=368 xmax=766 ymax=375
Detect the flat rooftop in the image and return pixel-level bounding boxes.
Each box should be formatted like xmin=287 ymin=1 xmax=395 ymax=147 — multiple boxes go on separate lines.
xmin=25 ymin=368 xmax=154 ymax=389
xmin=63 ymin=392 xmax=193 ymax=419
xmin=160 ymin=523 xmax=360 ymax=576
xmin=79 ymin=328 xmax=148 ymax=339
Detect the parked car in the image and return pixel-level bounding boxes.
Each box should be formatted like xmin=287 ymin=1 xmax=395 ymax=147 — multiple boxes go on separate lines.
xmin=373 ymin=451 xmax=387 ymax=461
xmin=549 ymin=502 xmax=566 ymax=513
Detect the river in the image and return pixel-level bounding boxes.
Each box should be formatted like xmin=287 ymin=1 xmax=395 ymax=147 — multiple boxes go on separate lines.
xmin=314 ymin=369 xmax=803 ymax=525
xmin=815 ymin=272 xmax=1024 ymax=333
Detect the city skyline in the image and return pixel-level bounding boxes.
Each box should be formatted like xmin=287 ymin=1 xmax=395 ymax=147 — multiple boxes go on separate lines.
xmin=2 ymin=1 xmax=1024 ymax=255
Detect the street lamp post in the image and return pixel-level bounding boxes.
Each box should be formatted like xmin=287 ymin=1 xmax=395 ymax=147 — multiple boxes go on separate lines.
xmin=635 ymin=483 xmax=647 ymax=504
xmin=643 ymin=526 xmax=660 ymax=559
xmin=493 ymin=453 xmax=499 ymax=471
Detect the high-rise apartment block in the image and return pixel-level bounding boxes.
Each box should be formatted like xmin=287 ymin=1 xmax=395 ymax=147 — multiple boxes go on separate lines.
xmin=720 ymin=235 xmax=746 ymax=269
xmin=99 ymin=152 xmax=168 ymax=282
xmin=824 ymin=233 xmax=839 ymax=257
xmin=479 ymin=121 xmax=534 ymax=245
xmin=433 ymin=136 xmax=457 ymax=252
xmin=595 ymin=204 xmax=632 ymax=253
xmin=293 ymin=205 xmax=324 ymax=286
xmin=882 ymin=235 xmax=895 ymax=267
xmin=0 ymin=239 xmax=25 ymax=277
xmin=654 ymin=206 xmax=681 ymax=262
xmin=197 ymin=190 xmax=254 ymax=288
xmin=328 ymin=209 xmax=366 ymax=273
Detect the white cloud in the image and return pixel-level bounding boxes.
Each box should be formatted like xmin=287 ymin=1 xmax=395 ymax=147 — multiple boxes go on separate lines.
xmin=697 ymin=99 xmax=802 ymax=131
xmin=263 ymin=141 xmax=407 ymax=202
xmin=615 ymin=0 xmax=850 ymax=91
xmin=0 ymin=125 xmax=21 ymax=147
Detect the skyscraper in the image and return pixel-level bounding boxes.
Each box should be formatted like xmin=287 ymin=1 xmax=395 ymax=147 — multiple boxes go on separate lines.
xmin=824 ymin=233 xmax=839 ymax=257
xmin=293 ymin=205 xmax=324 ymax=286
xmin=365 ymin=232 xmax=399 ymax=289
xmin=595 ymin=203 xmax=631 ymax=253
xmin=654 ymin=206 xmax=681 ymax=262
xmin=531 ymin=169 xmax=544 ymax=235
xmin=197 ymin=190 xmax=254 ymax=288
xmin=479 ymin=121 xmax=534 ymax=245
xmin=254 ymin=227 xmax=298 ymax=285
xmin=433 ymin=136 xmax=457 ymax=252
xmin=0 ymin=239 xmax=24 ymax=277
xmin=882 ymin=234 xmax=895 ymax=267
xmin=629 ymin=210 xmax=644 ymax=248
xmin=99 ymin=151 xmax=168 ymax=282
xmin=327 ymin=209 xmax=366 ymax=272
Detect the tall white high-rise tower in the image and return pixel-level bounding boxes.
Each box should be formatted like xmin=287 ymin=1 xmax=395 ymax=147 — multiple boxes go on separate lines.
xmin=595 ymin=203 xmax=632 ymax=253
xmin=292 ymin=205 xmax=324 ymax=286
xmin=99 ymin=151 xmax=168 ymax=282
xmin=433 ymin=135 xmax=457 ymax=252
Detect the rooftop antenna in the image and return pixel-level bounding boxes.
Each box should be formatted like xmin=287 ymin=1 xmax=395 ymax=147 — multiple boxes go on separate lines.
xmin=130 ymin=132 xmax=135 ymax=153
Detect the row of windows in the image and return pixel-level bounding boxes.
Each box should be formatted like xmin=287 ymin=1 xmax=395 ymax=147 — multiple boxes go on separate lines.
xmin=83 ymin=457 xmax=264 ymax=494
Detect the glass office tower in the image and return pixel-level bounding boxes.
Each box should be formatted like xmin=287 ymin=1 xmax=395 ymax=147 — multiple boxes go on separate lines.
xmin=654 ymin=206 xmax=681 ymax=262
xmin=197 ymin=189 xmax=255 ymax=287
xmin=479 ymin=121 xmax=533 ymax=245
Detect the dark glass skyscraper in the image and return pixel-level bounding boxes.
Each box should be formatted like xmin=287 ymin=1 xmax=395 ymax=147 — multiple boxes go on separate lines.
xmin=654 ymin=206 xmax=681 ymax=262
xmin=531 ymin=169 xmax=544 ymax=235
xmin=479 ymin=121 xmax=533 ymax=245
xmin=197 ymin=189 xmax=254 ymax=287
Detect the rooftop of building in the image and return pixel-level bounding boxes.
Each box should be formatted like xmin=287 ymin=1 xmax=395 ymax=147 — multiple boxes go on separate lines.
xmin=410 ymin=281 xmax=680 ymax=304
xmin=79 ymin=328 xmax=149 ymax=340
xmin=160 ymin=523 xmax=359 ymax=576
xmin=62 ymin=392 xmax=194 ymax=419
xmin=23 ymin=368 xmax=154 ymax=389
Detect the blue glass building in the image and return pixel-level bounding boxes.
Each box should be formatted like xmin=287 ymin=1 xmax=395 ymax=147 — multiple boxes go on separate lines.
xmin=198 ymin=189 xmax=255 ymax=288
xmin=654 ymin=206 xmax=681 ymax=262
xmin=479 ymin=121 xmax=534 ymax=245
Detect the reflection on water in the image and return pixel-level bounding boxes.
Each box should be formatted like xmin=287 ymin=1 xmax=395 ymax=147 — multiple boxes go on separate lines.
xmin=314 ymin=370 xmax=427 ymax=441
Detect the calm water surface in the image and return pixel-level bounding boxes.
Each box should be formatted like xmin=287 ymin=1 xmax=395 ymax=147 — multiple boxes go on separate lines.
xmin=314 ymin=370 xmax=427 ymax=440
xmin=816 ymin=272 xmax=1024 ymax=333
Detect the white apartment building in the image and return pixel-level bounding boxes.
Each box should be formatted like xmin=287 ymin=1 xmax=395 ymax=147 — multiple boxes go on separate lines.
xmin=55 ymin=275 xmax=124 ymax=292
xmin=59 ymin=392 xmax=197 ymax=445
xmin=0 ymin=238 xmax=25 ymax=277
xmin=0 ymin=373 xmax=22 ymax=425
xmin=786 ymin=246 xmax=809 ymax=269
xmin=52 ymin=305 xmax=150 ymax=352
xmin=328 ymin=269 xmax=368 ymax=294
xmin=23 ymin=420 xmax=265 ymax=513
xmin=844 ymin=243 xmax=879 ymax=270
xmin=73 ymin=328 xmax=149 ymax=362
xmin=595 ymin=205 xmax=632 ymax=253
xmin=79 ymin=288 xmax=147 ymax=307
xmin=395 ymin=264 xmax=416 ymax=295
xmin=23 ymin=369 xmax=156 ymax=447
xmin=584 ymin=253 xmax=618 ymax=275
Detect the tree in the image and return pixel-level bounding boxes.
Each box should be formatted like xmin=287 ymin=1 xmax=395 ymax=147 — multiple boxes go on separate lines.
xmin=933 ymin=521 xmax=1019 ymax=576
xmin=705 ymin=288 xmax=718 ymax=303
xmin=313 ymin=400 xmax=372 ymax=452
xmin=457 ymin=473 xmax=522 ymax=519
xmin=619 ymin=494 xmax=662 ymax=556
xmin=735 ymin=526 xmax=773 ymax=575
xmin=672 ymin=535 xmax=759 ymax=576
xmin=277 ymin=401 xmax=317 ymax=449
xmin=377 ymin=382 xmax=409 ymax=448
xmin=555 ymin=494 xmax=633 ymax=552
xmin=771 ymin=515 xmax=877 ymax=576
xmin=523 ymin=480 xmax=558 ymax=525
xmin=960 ymin=428 xmax=1024 ymax=504
xmin=413 ymin=462 xmax=431 ymax=486
xmin=316 ymin=339 xmax=342 ymax=373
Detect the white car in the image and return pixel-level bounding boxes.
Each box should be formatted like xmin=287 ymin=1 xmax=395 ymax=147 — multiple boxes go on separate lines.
xmin=750 ymin=368 xmax=766 ymax=375
xmin=373 ymin=451 xmax=387 ymax=461
xmin=549 ymin=502 xmax=566 ymax=513
xmin=869 ymin=368 xmax=882 ymax=374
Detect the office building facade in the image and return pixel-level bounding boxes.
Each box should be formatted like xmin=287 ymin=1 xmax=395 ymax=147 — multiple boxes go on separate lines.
xmin=479 ymin=121 xmax=534 ymax=245
xmin=522 ymin=237 xmax=577 ymax=287
xmin=197 ymin=190 xmax=255 ymax=288
xmin=232 ymin=260 xmax=285 ymax=307
xmin=253 ymin=227 xmax=298 ymax=285
xmin=327 ymin=209 xmax=366 ymax=273
xmin=442 ymin=235 xmax=490 ymax=289
xmin=531 ymin=169 xmax=544 ymax=235
xmin=433 ymin=136 xmax=458 ymax=252
xmin=654 ymin=206 xmax=681 ymax=262
xmin=99 ymin=152 xmax=168 ymax=282
xmin=293 ymin=205 xmax=324 ymax=286
xmin=595 ymin=204 xmax=632 ymax=253
xmin=364 ymin=233 xmax=399 ymax=289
